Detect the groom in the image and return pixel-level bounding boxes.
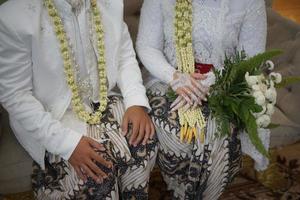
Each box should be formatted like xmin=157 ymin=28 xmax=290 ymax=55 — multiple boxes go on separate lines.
xmin=0 ymin=0 xmax=156 ymax=199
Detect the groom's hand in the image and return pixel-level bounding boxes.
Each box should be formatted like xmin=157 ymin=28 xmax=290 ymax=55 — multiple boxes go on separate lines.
xmin=122 ymin=106 xmax=155 ymax=146
xmin=69 ymin=136 xmax=113 ymax=183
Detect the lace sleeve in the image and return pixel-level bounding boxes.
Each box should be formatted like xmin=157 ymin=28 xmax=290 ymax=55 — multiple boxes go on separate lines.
xmin=238 ymin=0 xmax=269 ymax=171
xmin=136 ymin=0 xmax=176 ymax=84
xmin=240 ymin=129 xmax=270 ymax=171
xmin=238 ymin=0 xmax=267 ymax=56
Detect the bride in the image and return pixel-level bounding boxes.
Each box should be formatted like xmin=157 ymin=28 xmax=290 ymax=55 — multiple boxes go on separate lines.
xmin=137 ymin=0 xmax=267 ymax=199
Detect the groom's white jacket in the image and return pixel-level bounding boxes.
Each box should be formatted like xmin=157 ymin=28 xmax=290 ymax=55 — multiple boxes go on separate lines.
xmin=0 ymin=0 xmax=150 ymax=168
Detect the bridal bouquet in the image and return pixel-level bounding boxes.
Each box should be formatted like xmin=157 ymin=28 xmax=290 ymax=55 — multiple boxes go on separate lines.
xmin=167 ymin=49 xmax=300 ymax=156
xmin=208 ymin=50 xmax=299 ymax=156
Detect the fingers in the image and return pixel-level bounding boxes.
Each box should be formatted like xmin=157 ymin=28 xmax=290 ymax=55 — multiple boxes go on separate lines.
xmin=192 ymin=101 xmax=198 ymax=110
xmin=121 ymin=115 xmax=129 ymax=136
xmin=129 ymin=121 xmax=139 ymax=145
xmin=150 ymin=121 xmax=155 ymax=139
xmin=133 ymin=122 xmax=146 ymax=146
xmin=182 ymin=102 xmax=192 ymax=113
xmin=142 ymin=123 xmax=151 ymax=145
xmin=81 ymin=164 xmax=102 ymax=184
xmin=190 ymin=81 xmax=206 ymax=99
xmin=170 ymin=96 xmax=183 ymax=109
xmin=183 ymin=86 xmax=200 ymax=103
xmin=91 ymin=150 xmax=113 ymax=169
xmin=74 ymin=166 xmax=86 ymax=182
xmin=171 ymin=98 xmax=187 ymax=112
xmin=177 ymin=88 xmax=193 ymax=105
xmin=86 ymin=159 xmax=107 ymax=181
xmin=191 ymin=78 xmax=209 ymax=97
xmin=171 ymin=97 xmax=186 ymax=112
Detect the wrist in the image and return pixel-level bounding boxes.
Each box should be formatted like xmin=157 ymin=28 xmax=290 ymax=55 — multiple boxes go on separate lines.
xmin=127 ymin=105 xmax=147 ymax=112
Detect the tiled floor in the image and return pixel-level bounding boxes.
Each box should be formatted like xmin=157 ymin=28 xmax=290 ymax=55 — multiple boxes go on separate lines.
xmin=273 ymin=0 xmax=300 ymax=24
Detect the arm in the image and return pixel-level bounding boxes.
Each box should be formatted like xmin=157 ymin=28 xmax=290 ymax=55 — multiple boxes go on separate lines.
xmin=238 ymin=0 xmax=267 ymax=56
xmin=0 ymin=18 xmax=82 ymax=161
xmin=117 ymin=22 xmax=150 ymax=110
xmin=0 ymin=17 xmax=112 ymax=181
xmin=136 ymin=0 xmax=176 ymax=84
xmin=117 ymin=22 xmax=155 ymax=146
xmin=238 ymin=0 xmax=269 ymax=171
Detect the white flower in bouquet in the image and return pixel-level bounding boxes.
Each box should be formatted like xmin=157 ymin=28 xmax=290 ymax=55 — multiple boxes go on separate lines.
xmin=265 ymin=87 xmax=277 ymax=103
xmin=252 ymin=84 xmax=260 ymax=91
xmin=266 ymin=60 xmax=275 ymax=70
xmin=256 ymin=114 xmax=271 ymax=128
xmin=252 ymin=82 xmax=268 ymax=93
xmin=259 ymin=83 xmax=268 ymax=94
xmin=266 ymin=103 xmax=275 ymax=116
xmin=253 ymin=105 xmax=267 ymax=118
xmin=269 ymin=72 xmax=282 ymax=84
xmin=253 ymin=91 xmax=266 ymax=106
xmin=245 ymin=72 xmax=261 ymax=86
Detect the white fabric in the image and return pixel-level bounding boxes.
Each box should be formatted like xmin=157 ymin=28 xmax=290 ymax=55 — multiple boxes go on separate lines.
xmin=240 ymin=129 xmax=270 ymax=171
xmin=137 ymin=0 xmax=269 ymax=170
xmin=137 ymin=0 xmax=267 ymax=84
xmin=0 ymin=0 xmax=150 ymax=169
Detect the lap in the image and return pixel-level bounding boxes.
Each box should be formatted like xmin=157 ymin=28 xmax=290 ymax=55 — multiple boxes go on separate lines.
xmin=32 ymin=96 xmax=158 ymax=199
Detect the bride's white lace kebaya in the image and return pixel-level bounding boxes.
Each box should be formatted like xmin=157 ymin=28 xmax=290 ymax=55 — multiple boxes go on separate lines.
xmin=137 ymin=0 xmax=269 ymax=170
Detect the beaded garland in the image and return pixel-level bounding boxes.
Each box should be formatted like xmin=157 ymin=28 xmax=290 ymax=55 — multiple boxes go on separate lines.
xmin=174 ymin=0 xmax=206 ymax=143
xmin=44 ymin=0 xmax=108 ymax=125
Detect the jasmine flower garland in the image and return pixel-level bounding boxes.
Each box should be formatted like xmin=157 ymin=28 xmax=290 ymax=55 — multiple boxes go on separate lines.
xmin=44 ymin=0 xmax=108 ymax=125
xmin=174 ymin=0 xmax=206 ymax=143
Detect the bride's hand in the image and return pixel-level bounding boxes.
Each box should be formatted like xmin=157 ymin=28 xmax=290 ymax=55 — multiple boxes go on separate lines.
xmin=170 ymin=72 xmax=209 ymax=105
xmin=170 ymin=96 xmax=199 ymax=112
